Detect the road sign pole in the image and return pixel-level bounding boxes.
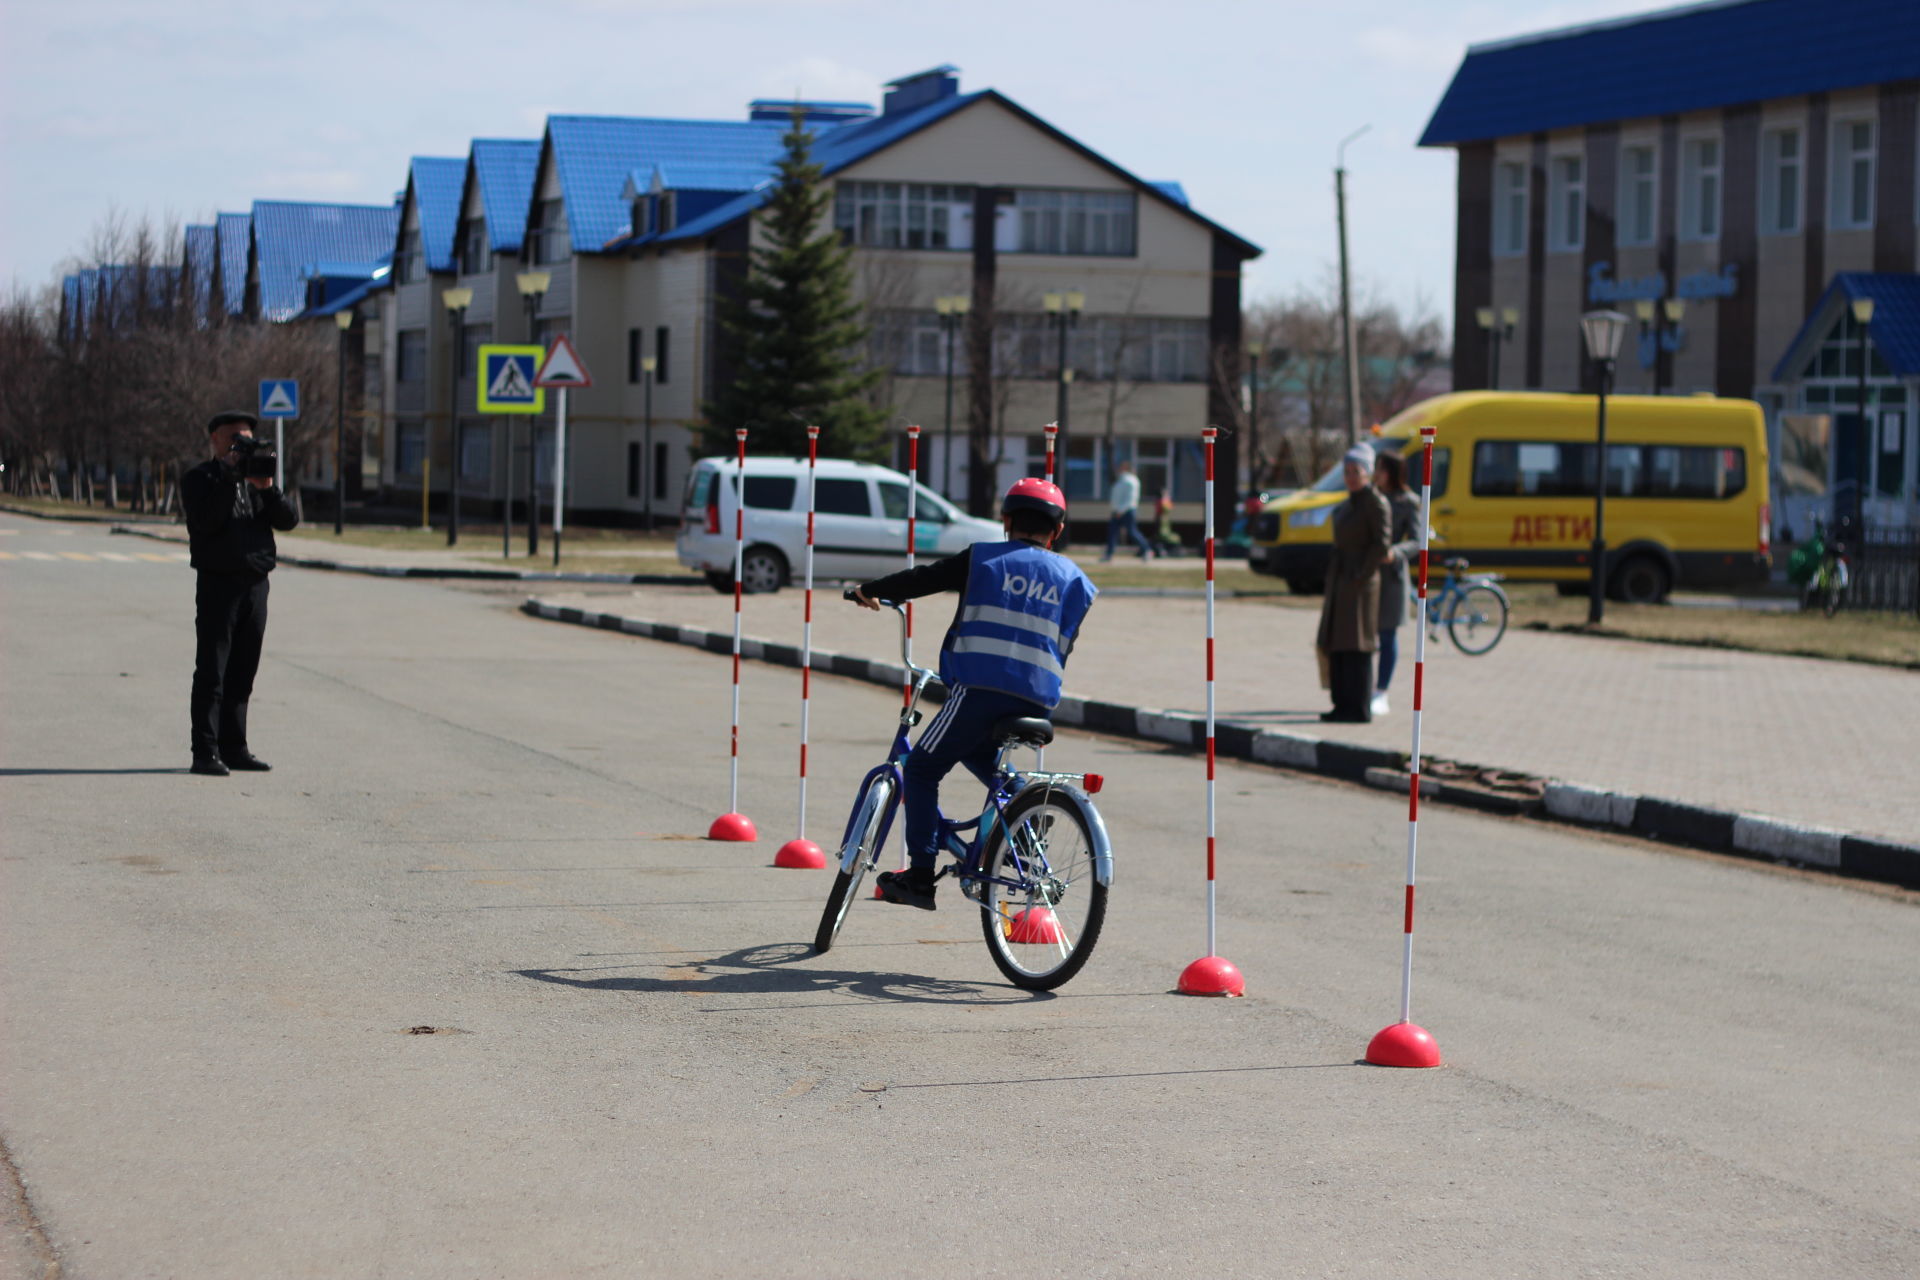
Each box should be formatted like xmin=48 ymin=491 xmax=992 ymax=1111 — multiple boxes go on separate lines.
xmin=552 ymin=387 xmax=568 ymax=568
xmin=502 ymin=418 xmax=512 ymax=561
xmin=275 ymin=420 xmax=286 ymax=492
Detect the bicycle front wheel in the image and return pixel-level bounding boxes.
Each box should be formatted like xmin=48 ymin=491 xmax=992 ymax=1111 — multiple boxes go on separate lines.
xmin=1447 ymin=583 xmax=1509 ymax=655
xmin=814 ymin=774 xmax=896 ymax=954
xmin=977 ymin=785 xmax=1107 ymax=990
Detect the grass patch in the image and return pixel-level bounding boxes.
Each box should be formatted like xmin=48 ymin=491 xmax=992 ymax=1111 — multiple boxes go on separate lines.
xmin=305 ymin=524 xmax=678 ymax=553
xmin=0 ymin=496 xmax=165 ymax=522
xmin=456 ymin=552 xmax=700 ymax=577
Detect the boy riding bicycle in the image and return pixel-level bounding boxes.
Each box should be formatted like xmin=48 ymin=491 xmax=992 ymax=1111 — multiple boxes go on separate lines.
xmin=849 ymin=478 xmax=1097 ymax=910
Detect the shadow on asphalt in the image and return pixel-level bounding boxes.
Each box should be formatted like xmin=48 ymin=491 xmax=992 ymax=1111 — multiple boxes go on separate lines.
xmin=891 ymin=1061 xmax=1360 ymax=1089
xmin=0 ymin=767 xmax=191 ymax=776
xmin=515 ymin=941 xmax=1055 ymax=1006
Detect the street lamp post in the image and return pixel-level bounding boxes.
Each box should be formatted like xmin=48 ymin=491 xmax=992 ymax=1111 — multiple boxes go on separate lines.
xmin=442 ymin=287 xmax=473 ymax=546
xmin=641 ymin=353 xmax=657 ymax=530
xmin=1851 ymin=296 xmax=1877 ymax=540
xmin=1246 ymin=340 xmax=1264 ymax=489
xmin=333 ymin=309 xmax=352 ymax=536
xmin=515 ymin=271 xmax=549 ymax=556
xmin=1044 ymin=290 xmax=1083 ymax=492
xmin=1580 ymin=309 xmax=1630 ymax=625
xmin=1477 ymin=306 xmax=1517 ymax=388
xmin=937 ymin=294 xmax=970 ymax=499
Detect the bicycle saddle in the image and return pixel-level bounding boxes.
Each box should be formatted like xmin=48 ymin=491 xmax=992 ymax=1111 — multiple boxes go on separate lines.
xmin=992 ymin=716 xmax=1055 ymax=748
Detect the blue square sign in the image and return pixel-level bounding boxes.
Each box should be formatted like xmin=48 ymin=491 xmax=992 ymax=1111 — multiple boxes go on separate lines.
xmin=258 ymin=379 xmax=300 ymax=419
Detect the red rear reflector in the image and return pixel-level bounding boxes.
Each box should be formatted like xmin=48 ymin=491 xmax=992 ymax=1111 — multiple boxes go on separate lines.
xmin=705 ymin=497 xmax=720 ymax=535
xmin=1082 ymin=773 xmax=1104 ymax=794
xmin=1758 ymin=503 xmax=1771 ymax=554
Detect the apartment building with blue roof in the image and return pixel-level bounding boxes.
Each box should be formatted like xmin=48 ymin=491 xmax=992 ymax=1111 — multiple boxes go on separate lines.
xmin=212 ymin=212 xmax=250 ymax=320
xmin=182 ymin=225 xmax=216 ymax=324
xmin=245 ymin=199 xmax=399 ymax=322
xmin=1423 ymin=0 xmax=1920 ymax=533
xmin=385 ymin=64 xmax=1259 ymax=532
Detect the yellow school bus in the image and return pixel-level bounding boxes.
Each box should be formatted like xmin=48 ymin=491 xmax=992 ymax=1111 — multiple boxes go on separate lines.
xmin=1248 ymin=392 xmax=1771 ymax=602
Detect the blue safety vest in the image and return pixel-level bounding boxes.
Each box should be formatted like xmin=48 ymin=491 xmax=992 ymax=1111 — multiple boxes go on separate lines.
xmin=940 ymin=541 xmax=1097 ymax=709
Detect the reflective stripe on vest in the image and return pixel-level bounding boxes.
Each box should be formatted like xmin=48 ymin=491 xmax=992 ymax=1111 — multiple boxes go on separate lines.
xmin=940 ymin=540 xmax=1096 ymax=708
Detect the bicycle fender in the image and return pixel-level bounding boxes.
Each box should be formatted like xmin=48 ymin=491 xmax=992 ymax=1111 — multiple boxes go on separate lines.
xmin=1020 ymin=783 xmax=1113 ymax=888
xmin=838 ymin=763 xmax=902 ymax=852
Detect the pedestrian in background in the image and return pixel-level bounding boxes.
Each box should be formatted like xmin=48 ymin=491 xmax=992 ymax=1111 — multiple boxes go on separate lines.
xmin=1315 ymin=442 xmax=1390 ymax=723
xmin=182 ymin=411 xmax=299 ymax=776
xmin=1102 ymin=461 xmax=1155 ymax=561
xmin=1371 ymin=450 xmax=1423 ymax=717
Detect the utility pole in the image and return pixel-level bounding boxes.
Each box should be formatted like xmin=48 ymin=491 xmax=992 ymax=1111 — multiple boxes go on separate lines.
xmin=1336 ymin=125 xmax=1370 ymax=445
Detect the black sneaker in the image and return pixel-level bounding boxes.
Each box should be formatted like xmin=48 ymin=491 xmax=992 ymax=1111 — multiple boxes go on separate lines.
xmin=190 ymin=754 xmax=229 ymax=777
xmin=876 ymin=868 xmax=938 ymax=911
xmin=223 ymin=752 xmax=272 ymax=772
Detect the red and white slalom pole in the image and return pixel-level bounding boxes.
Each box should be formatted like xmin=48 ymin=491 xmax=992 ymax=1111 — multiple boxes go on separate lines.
xmin=708 ymin=428 xmax=757 ymax=842
xmin=775 ymin=426 xmax=826 ymax=868
xmin=1043 ymin=421 xmax=1057 ymax=483
xmin=879 ymin=425 xmax=923 ymax=892
xmin=1366 ymin=425 xmax=1442 ymax=1066
xmin=1178 ymin=426 xmax=1244 ymax=997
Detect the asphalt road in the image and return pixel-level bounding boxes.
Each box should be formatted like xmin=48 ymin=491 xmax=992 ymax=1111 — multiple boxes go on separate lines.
xmin=3 ymin=511 xmax=1917 ymax=1279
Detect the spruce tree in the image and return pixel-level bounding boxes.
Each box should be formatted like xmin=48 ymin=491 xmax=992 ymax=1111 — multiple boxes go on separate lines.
xmin=703 ymin=109 xmax=887 ymax=459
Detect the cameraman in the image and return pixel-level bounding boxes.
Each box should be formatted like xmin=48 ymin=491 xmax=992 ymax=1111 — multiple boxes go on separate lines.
xmin=181 ymin=411 xmax=299 ymax=776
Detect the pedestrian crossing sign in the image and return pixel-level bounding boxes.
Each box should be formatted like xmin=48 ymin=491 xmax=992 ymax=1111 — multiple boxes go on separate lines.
xmin=478 ymin=345 xmax=545 ymax=414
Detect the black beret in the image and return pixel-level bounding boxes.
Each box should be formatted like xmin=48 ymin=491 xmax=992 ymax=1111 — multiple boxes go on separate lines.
xmin=206 ymin=411 xmax=259 ymax=434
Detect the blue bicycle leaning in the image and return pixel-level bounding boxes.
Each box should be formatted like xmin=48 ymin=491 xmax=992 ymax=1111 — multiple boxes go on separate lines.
xmin=812 ymin=598 xmax=1113 ymax=990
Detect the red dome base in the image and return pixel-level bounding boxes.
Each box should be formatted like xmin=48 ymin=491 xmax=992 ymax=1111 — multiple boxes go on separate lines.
xmin=1365 ymin=1021 xmax=1442 ymax=1068
xmin=773 ymin=838 xmax=826 ymax=869
xmin=1006 ymin=907 xmax=1063 ymax=944
xmin=707 ymin=812 xmax=758 ymax=842
xmin=1176 ymin=955 xmax=1245 ymax=997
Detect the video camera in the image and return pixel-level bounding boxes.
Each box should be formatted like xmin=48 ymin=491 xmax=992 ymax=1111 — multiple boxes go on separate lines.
xmin=228 ymin=434 xmax=278 ymax=480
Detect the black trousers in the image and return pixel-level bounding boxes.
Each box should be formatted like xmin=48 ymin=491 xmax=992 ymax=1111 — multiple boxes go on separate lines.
xmin=1328 ymin=651 xmax=1375 ymax=721
xmin=191 ymin=571 xmax=270 ymax=756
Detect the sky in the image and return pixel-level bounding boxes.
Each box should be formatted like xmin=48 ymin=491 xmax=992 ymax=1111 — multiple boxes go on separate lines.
xmin=2 ymin=0 xmax=1666 ymax=330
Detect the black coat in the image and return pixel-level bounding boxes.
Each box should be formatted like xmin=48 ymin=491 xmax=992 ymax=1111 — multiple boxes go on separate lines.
xmin=182 ymin=459 xmax=299 ymax=575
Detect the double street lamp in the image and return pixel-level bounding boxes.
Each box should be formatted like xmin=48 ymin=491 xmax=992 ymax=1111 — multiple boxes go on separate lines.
xmin=1632 ymin=296 xmax=1686 ymax=394
xmin=1580 ymin=308 xmax=1631 ymax=625
xmin=1850 ymin=295 xmax=1876 ymax=539
xmin=515 ymin=270 xmax=550 ymax=556
xmin=333 ymin=309 xmax=352 ymax=536
xmin=1044 ymin=290 xmax=1083 ymax=489
xmin=641 ymin=352 xmax=657 ymax=529
xmin=935 ymin=293 xmax=971 ymax=498
xmin=1476 ymin=306 xmax=1518 ymax=388
xmin=441 ymin=286 xmax=474 ymax=546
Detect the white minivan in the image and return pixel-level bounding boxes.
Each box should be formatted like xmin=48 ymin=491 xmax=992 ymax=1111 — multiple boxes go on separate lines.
xmin=677 ymin=456 xmax=1003 ymax=593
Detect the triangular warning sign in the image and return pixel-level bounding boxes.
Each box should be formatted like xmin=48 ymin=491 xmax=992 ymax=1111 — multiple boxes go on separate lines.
xmin=263 ymin=383 xmax=295 ymax=413
xmin=489 ymin=357 xmax=534 ymax=401
xmin=536 ymin=335 xmax=593 ymax=388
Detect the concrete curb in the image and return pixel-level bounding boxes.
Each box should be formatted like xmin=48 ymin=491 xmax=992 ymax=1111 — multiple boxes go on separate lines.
xmin=109 ymin=525 xmax=695 ymax=586
xmin=521 ymin=596 xmax=1920 ymax=891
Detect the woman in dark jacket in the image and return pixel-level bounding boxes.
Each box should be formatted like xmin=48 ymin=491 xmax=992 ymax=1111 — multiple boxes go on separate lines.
xmin=1315 ymin=443 xmax=1391 ymax=723
xmin=1371 ymin=450 xmax=1424 ymax=717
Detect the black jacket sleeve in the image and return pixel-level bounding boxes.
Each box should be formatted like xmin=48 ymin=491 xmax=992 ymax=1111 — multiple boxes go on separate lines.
xmin=858 ymin=550 xmax=971 ymax=602
xmin=258 ymin=485 xmax=299 ymax=532
xmin=182 ymin=462 xmax=241 ymax=539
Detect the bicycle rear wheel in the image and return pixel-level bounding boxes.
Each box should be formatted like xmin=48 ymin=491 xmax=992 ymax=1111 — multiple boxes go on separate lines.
xmin=814 ymin=775 xmax=896 ymax=954
xmin=1447 ymin=583 xmax=1509 ymax=655
xmin=977 ymin=785 xmax=1107 ymax=990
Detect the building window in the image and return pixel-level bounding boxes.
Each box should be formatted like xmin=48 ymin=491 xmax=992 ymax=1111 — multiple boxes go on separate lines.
xmin=1012 ymin=189 xmax=1136 ymax=256
xmin=396 ymin=228 xmax=424 ymax=284
xmin=533 ymin=199 xmax=570 ymax=264
xmin=1830 ymin=117 xmax=1876 ymax=230
xmin=627 ymin=442 xmax=641 ymax=498
xmin=460 ymin=323 xmax=490 ymax=377
xmin=457 ymin=421 xmax=490 ymax=480
xmin=1618 ymin=143 xmax=1657 ymax=246
xmin=628 ymin=328 xmax=642 ymax=382
xmin=457 ymin=218 xmax=491 ymax=276
xmin=396 ymin=421 xmax=426 ymax=475
xmin=834 ymin=182 xmax=975 ymax=250
xmin=657 ymin=192 xmax=676 ymax=234
xmin=1759 ymin=126 xmax=1803 ymax=236
xmin=396 ymin=329 xmax=427 ymax=383
xmin=653 ymin=442 xmax=670 ymax=500
xmin=1680 ymin=136 xmax=1721 ymax=241
xmin=1492 ymin=160 xmax=1528 ymax=256
xmin=655 ymin=326 xmax=669 ymax=383
xmin=1548 ymin=155 xmax=1584 ymax=252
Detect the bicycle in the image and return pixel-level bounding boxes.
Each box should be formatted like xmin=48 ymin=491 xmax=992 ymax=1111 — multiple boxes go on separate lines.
xmin=1799 ymin=533 xmax=1850 ymax=617
xmin=812 ymin=596 xmax=1113 ymax=991
xmin=1425 ymin=556 xmax=1510 ymax=655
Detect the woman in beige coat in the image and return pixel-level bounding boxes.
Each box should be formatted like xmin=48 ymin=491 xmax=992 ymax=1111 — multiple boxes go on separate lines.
xmin=1315 ymin=443 xmax=1391 ymax=723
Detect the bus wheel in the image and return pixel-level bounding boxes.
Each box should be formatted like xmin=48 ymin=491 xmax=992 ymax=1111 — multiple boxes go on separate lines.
xmin=1609 ymin=555 xmax=1671 ymax=605
xmin=1285 ymin=576 xmax=1324 ymax=596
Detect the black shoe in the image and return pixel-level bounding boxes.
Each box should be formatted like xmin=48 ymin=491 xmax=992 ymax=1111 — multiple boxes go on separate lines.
xmin=1320 ymin=710 xmax=1368 ymax=724
xmin=223 ymin=752 xmax=272 ymax=772
xmin=877 ymin=868 xmax=938 ymax=911
xmin=191 ymin=755 xmax=229 ymax=777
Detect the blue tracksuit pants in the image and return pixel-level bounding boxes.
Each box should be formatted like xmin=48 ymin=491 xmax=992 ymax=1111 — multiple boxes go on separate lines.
xmin=901 ymin=684 xmax=1048 ymax=870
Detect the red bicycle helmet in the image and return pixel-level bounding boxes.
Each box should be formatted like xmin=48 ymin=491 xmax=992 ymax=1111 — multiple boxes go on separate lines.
xmin=1002 ymin=477 xmax=1067 ymax=525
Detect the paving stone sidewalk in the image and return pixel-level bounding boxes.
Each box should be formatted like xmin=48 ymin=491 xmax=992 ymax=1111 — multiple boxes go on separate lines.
xmin=536 ymin=583 xmax=1915 ymax=846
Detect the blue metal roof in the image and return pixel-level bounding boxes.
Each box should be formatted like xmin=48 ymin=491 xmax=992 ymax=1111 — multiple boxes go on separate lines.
xmin=470 ymin=138 xmax=540 ymax=253
xmin=1149 ymin=181 xmax=1189 ymax=207
xmin=306 ymin=270 xmax=390 ymax=318
xmin=1421 ymin=0 xmax=1920 ymax=146
xmin=543 ymin=115 xmax=794 ymax=252
xmin=250 ymin=200 xmax=399 ymax=321
xmin=215 ymin=212 xmax=250 ymax=316
xmin=406 ymin=156 xmax=466 ymax=273
xmin=630 ymin=160 xmax=777 ymax=195
xmin=1772 ymin=273 xmax=1920 ymax=381
xmin=184 ymin=224 xmax=216 ymax=317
